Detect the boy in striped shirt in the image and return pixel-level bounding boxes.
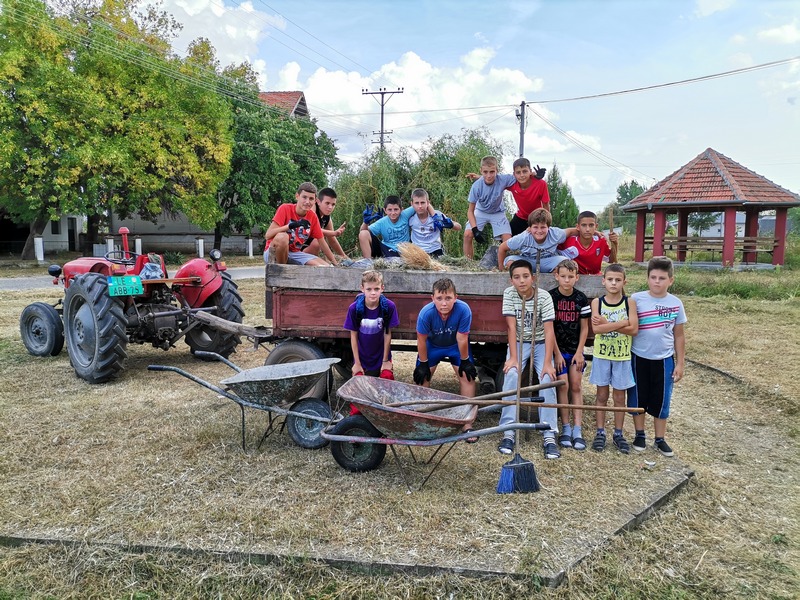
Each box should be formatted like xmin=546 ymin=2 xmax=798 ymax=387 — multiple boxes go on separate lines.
xmin=628 ymin=256 xmax=687 ymax=456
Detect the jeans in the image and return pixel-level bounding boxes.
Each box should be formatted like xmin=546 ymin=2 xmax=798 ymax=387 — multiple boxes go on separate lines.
xmin=499 ymin=341 xmax=558 ymax=437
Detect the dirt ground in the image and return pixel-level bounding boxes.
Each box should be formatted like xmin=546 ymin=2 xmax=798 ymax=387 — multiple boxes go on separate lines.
xmin=0 ymin=280 xmax=797 ymax=598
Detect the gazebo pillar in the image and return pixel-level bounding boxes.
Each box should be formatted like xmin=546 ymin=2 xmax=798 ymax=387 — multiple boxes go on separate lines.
xmin=722 ymin=206 xmax=737 ymax=267
xmin=773 ymin=208 xmax=788 ymax=266
xmin=634 ymin=211 xmax=646 ymax=262
xmin=652 ymin=209 xmax=667 ymax=257
xmin=742 ymin=208 xmax=760 ymax=263
xmin=676 ymin=209 xmax=689 ymax=261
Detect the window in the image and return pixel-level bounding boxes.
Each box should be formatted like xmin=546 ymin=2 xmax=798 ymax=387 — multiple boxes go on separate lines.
xmin=51 ymin=220 xmax=61 ymax=235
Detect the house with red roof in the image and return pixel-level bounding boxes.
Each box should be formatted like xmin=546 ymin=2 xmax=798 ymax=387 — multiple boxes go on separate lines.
xmin=622 ymin=148 xmax=799 ymax=267
xmin=258 ymin=91 xmax=309 ymax=118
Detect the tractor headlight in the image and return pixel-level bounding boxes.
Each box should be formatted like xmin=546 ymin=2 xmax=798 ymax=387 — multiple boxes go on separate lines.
xmin=209 ymin=249 xmax=222 ymax=261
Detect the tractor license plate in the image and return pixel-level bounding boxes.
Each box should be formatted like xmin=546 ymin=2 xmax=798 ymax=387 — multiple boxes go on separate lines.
xmin=107 ymin=275 xmax=144 ymax=296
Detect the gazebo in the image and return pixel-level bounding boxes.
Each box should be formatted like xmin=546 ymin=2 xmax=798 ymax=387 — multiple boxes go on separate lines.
xmin=622 ymin=148 xmax=800 ymax=267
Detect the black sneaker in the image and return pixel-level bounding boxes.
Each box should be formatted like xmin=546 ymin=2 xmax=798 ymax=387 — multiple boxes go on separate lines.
xmin=613 ymin=434 xmax=630 ymax=454
xmin=543 ymin=439 xmax=561 ymax=459
xmin=654 ymin=439 xmax=674 ymax=457
xmin=592 ymin=431 xmax=606 ymax=452
xmin=498 ymin=437 xmax=514 ymax=455
xmin=632 ymin=435 xmax=646 ymax=452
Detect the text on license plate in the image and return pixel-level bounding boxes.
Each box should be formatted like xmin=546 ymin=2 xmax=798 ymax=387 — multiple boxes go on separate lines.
xmin=107 ymin=275 xmax=144 ymax=296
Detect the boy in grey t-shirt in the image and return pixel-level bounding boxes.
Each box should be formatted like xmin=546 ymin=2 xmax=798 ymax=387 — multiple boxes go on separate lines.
xmin=408 ymin=188 xmax=462 ymax=257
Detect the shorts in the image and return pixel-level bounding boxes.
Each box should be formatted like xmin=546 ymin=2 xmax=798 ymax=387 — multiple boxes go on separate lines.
xmin=589 ymin=357 xmax=635 ymax=390
xmin=263 ymin=247 xmax=321 ymax=265
xmin=628 ymin=354 xmax=674 ymax=419
xmin=417 ymin=343 xmax=473 ymax=368
xmin=474 ymin=208 xmax=511 ymax=238
xmin=510 ymin=214 xmax=528 ymax=236
xmin=557 ymin=352 xmax=586 ymax=377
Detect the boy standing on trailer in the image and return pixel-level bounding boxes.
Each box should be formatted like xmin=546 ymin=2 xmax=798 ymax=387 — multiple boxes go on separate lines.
xmin=549 ymin=259 xmax=591 ymax=451
xmin=463 ymin=156 xmax=516 ymax=259
xmin=628 ymin=256 xmax=687 ymax=457
xmin=507 ymin=158 xmax=550 ymax=236
xmin=413 ymin=278 xmax=477 ymax=398
xmin=559 ymin=211 xmax=618 ymax=275
xmin=264 ymin=182 xmax=336 ymax=266
xmin=497 ymin=259 xmax=561 ymax=459
xmin=589 ymin=264 xmax=638 ymax=453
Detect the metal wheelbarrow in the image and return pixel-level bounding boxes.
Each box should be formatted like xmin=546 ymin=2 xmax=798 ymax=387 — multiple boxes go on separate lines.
xmin=321 ymin=377 xmax=551 ymax=491
xmin=148 ymin=351 xmax=340 ymax=451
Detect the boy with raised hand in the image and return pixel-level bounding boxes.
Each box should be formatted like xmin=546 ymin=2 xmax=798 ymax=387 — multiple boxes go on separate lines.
xmin=343 ymin=270 xmax=399 ymax=380
xmin=463 ymin=156 xmax=516 ymax=259
xmin=264 ymin=182 xmax=336 ymax=266
xmin=303 ymin=187 xmax=348 ymax=262
xmin=628 ymin=256 xmax=687 ymax=457
xmin=497 ymin=208 xmax=578 ymax=272
xmin=589 ymin=264 xmax=638 ymax=453
xmin=413 ymin=278 xmax=477 ymax=398
xmin=508 ymin=158 xmax=550 ymax=236
xmin=408 ymin=188 xmax=462 ymax=258
xmin=497 ymin=259 xmax=561 ymax=459
xmin=549 ymin=259 xmax=591 ymax=450
xmin=559 ymin=211 xmax=618 ymax=275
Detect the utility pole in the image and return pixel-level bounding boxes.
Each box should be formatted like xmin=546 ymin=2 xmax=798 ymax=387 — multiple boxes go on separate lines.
xmin=516 ymin=100 xmax=526 ymax=157
xmin=362 ymin=87 xmax=403 ymax=150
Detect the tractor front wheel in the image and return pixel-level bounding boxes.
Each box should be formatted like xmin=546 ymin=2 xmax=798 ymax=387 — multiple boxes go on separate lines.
xmin=63 ymin=273 xmax=128 ymax=383
xmin=20 ymin=302 xmax=64 ymax=357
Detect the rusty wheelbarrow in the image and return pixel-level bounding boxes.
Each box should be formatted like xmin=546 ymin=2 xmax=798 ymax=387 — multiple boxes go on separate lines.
xmin=148 ymin=351 xmax=340 ymax=451
xmin=321 ymin=377 xmax=551 ymax=491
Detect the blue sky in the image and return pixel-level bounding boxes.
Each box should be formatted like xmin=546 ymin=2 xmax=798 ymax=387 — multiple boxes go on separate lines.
xmin=162 ymin=0 xmax=800 ymax=212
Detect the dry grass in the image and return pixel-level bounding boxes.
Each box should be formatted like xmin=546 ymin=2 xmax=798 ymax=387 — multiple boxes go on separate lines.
xmin=0 ymin=279 xmax=798 ymax=598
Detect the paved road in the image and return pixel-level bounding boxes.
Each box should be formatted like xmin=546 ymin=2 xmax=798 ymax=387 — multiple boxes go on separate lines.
xmin=0 ymin=266 xmax=265 ymax=292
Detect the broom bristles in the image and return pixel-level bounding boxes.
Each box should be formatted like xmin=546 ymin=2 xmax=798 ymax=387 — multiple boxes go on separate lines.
xmin=398 ymin=243 xmax=448 ymax=271
xmin=496 ymin=453 xmax=540 ymax=494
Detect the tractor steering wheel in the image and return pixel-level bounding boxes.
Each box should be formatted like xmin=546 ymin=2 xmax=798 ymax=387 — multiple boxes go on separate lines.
xmin=105 ymin=250 xmax=140 ymax=266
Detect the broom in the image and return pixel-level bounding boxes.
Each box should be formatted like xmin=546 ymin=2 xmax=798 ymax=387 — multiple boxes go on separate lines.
xmin=497 ymin=292 xmax=540 ymax=494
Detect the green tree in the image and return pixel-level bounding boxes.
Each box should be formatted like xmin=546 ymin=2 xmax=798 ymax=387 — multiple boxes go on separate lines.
xmin=598 ymin=180 xmax=647 ymax=233
xmin=546 ymin=163 xmax=579 ymax=229
xmin=688 ymin=212 xmax=720 ymax=236
xmin=0 ymin=0 xmax=233 ymax=257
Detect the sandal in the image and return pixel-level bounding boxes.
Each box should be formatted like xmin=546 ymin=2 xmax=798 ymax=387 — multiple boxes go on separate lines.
xmin=573 ymin=436 xmax=587 ymax=451
xmin=558 ymin=433 xmax=573 ymax=448
xmin=592 ymin=431 xmax=606 ymax=452
xmin=464 ymin=429 xmax=479 ymax=444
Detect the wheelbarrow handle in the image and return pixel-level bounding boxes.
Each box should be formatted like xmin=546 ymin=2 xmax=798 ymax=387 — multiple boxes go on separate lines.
xmin=147 ymin=364 xmax=241 ymax=402
xmin=190 ymin=351 xmax=243 ymax=372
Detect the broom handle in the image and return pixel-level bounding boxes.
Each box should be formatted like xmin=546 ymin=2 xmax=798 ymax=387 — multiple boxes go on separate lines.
xmin=389 ymin=399 xmax=643 ymax=413
xmin=528 ymin=254 xmax=540 ymax=390
xmin=386 ymin=381 xmax=564 ymax=407
xmin=515 ymin=295 xmax=525 ymax=453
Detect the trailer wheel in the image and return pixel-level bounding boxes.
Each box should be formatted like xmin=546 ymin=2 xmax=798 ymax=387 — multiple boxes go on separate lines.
xmin=264 ymin=339 xmax=331 ymax=400
xmin=286 ymin=398 xmax=332 ymax=449
xmin=20 ymin=302 xmax=64 ymax=357
xmin=329 ymin=415 xmax=386 ymax=472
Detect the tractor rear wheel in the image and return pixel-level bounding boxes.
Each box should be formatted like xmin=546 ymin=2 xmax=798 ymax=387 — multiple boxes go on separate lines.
xmin=186 ymin=272 xmax=244 ymax=359
xmin=20 ymin=302 xmax=64 ymax=357
xmin=63 ymin=273 xmax=128 ymax=383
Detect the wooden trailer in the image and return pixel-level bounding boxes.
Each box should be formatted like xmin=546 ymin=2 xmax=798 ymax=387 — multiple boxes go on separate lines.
xmin=261 ymin=264 xmax=605 ymax=396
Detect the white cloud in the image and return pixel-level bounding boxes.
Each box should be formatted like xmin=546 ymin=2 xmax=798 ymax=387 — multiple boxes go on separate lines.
xmin=729 ymin=52 xmax=753 ymax=68
xmin=694 ymin=0 xmax=735 ymax=18
xmin=757 ymin=20 xmax=800 ymax=44
xmin=730 ymin=33 xmax=747 ymax=44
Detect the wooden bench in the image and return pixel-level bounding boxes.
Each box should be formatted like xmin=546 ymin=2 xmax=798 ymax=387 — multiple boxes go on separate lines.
xmin=644 ymin=235 xmax=779 ymax=263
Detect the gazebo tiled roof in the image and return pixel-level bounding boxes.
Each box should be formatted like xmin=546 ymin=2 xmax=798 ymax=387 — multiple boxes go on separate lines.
xmin=623 ymin=147 xmax=800 ymax=211
xmin=258 ymin=91 xmax=309 ymax=117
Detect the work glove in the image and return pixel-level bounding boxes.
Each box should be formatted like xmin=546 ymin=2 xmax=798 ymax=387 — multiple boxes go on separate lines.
xmin=362 ymin=204 xmax=384 ymax=225
xmin=413 ymin=360 xmax=432 ymax=385
xmin=471 ymin=226 xmax=486 ymax=244
xmin=534 ymin=165 xmax=547 ymax=180
xmin=287 ymin=218 xmax=310 ymax=230
xmin=432 ymin=213 xmax=454 ymax=232
xmin=458 ymin=358 xmax=478 ymax=382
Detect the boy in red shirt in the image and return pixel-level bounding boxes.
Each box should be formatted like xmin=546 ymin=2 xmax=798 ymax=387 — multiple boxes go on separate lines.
xmin=264 ymin=182 xmax=336 ymax=266
xmin=508 ymin=158 xmax=550 ymax=235
xmin=559 ymin=211 xmax=618 ymax=275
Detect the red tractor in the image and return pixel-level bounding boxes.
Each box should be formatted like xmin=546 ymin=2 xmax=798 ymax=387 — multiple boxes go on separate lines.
xmin=20 ymin=227 xmax=244 ymax=384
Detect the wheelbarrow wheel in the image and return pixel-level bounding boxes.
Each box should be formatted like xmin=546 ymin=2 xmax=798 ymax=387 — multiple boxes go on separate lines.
xmin=330 ymin=415 xmax=386 ymax=472
xmin=286 ymin=398 xmax=332 ymax=449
